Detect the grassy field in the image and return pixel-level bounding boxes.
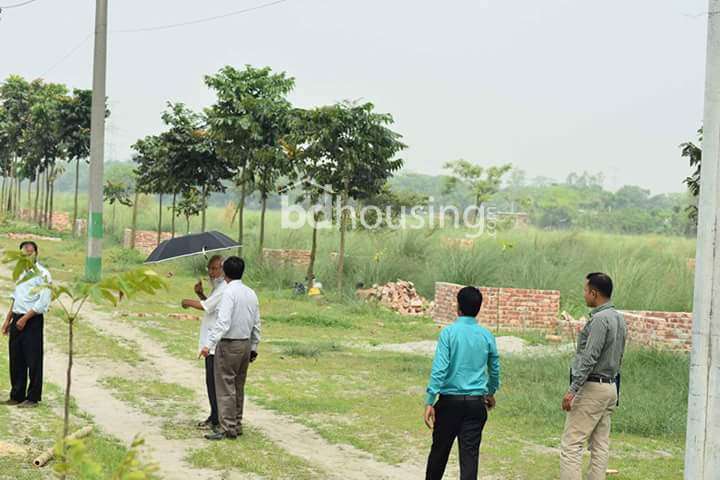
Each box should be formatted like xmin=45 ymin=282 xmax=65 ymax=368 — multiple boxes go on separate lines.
xmin=0 ymin=214 xmax=692 ymax=478
xmin=31 ymin=192 xmax=697 ymax=317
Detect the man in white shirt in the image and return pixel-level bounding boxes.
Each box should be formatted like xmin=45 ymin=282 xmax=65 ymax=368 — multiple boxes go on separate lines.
xmin=181 ymin=255 xmax=227 ymax=430
xmin=1 ymin=241 xmax=52 ymax=408
xmin=200 ymin=256 xmax=260 ymax=440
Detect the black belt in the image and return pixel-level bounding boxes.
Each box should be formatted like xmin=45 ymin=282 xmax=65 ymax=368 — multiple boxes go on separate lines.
xmin=220 ymin=338 xmax=249 ymax=342
xmin=439 ymin=394 xmax=486 ymax=401
xmin=587 ymin=375 xmax=615 ymax=384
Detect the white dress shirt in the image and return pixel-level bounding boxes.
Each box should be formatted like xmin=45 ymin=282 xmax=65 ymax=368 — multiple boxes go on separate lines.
xmin=198 ymin=280 xmax=227 ymax=355
xmin=205 ymin=279 xmax=261 ymax=352
xmin=11 ymin=263 xmax=52 ymax=315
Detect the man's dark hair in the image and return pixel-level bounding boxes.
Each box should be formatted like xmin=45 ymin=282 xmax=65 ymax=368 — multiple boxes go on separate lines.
xmin=586 ymin=272 xmax=613 ymax=298
xmin=223 ymin=256 xmax=245 ymax=280
xmin=457 ymin=286 xmax=483 ymax=317
xmin=19 ymin=241 xmax=38 ymax=253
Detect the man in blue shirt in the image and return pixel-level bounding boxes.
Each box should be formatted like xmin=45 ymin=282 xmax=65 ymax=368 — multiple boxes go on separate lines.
xmin=1 ymin=241 xmax=52 ymax=408
xmin=424 ymin=286 xmax=501 ymax=480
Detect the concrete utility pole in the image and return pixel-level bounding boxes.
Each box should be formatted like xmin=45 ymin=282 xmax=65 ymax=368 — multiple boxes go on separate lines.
xmin=686 ymin=2 xmax=720 ymax=477
xmin=84 ymin=0 xmax=108 ymax=282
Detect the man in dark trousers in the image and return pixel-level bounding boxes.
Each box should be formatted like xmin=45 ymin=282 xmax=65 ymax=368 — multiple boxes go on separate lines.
xmin=424 ymin=286 xmax=501 ymax=479
xmin=200 ymin=256 xmax=261 ymax=440
xmin=1 ymin=241 xmax=52 ymax=408
xmin=180 ymin=254 xmax=227 ymax=430
xmin=560 ymin=273 xmax=626 ymax=480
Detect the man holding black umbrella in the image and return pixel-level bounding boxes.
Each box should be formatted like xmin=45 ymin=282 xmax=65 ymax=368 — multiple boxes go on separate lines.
xmin=180 ymin=254 xmax=227 ymax=430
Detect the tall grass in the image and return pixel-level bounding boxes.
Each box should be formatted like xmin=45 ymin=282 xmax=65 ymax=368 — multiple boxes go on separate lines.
xmin=41 ymin=193 xmax=696 ymax=314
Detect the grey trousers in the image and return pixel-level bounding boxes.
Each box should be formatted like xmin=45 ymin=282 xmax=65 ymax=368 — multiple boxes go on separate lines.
xmin=213 ymin=339 xmax=251 ymax=436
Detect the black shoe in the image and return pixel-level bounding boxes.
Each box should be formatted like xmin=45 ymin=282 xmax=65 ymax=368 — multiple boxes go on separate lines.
xmin=1 ymin=399 xmax=21 ymax=406
xmin=17 ymin=400 xmax=38 ymax=408
xmin=204 ymin=431 xmax=237 ymax=441
xmin=196 ymin=418 xmax=213 ymax=429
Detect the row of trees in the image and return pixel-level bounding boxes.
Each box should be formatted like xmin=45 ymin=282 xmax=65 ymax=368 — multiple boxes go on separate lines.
xmin=0 ymin=76 xmax=96 ymax=233
xmin=130 ymin=65 xmax=406 ymax=288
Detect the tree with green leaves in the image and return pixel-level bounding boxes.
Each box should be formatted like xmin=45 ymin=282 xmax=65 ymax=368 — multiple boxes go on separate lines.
xmin=443 ymin=160 xmax=512 ymax=221
xmin=176 ymin=187 xmax=204 ymax=235
xmin=58 ymin=89 xmax=95 ymax=236
xmin=3 ymin=250 xmax=165 ymax=478
xmin=132 ymin=135 xmax=171 ymax=246
xmin=292 ymin=101 xmax=406 ymax=290
xmin=205 ymin=65 xmax=295 ymax=254
xmin=103 ymin=180 xmax=133 ymax=233
xmin=681 ymin=127 xmax=702 ymax=222
xmin=159 ymin=102 xmax=230 ymax=234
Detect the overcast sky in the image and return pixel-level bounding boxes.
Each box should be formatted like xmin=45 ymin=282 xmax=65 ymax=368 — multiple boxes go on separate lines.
xmin=0 ymin=0 xmax=709 ymax=194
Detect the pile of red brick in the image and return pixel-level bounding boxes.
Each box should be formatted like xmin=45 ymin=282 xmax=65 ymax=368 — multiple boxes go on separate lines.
xmin=262 ymin=248 xmax=312 ymax=267
xmin=123 ymin=229 xmax=173 ymax=255
xmin=358 ymin=280 xmax=428 ymax=316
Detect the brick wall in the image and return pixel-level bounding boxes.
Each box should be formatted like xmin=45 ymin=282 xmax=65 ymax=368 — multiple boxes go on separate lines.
xmin=123 ymin=229 xmax=173 ymax=255
xmin=262 ymin=248 xmax=312 ymax=267
xmin=18 ymin=209 xmax=72 ymax=231
xmin=432 ymin=282 xmax=561 ymax=331
xmin=433 ymin=282 xmax=693 ymax=351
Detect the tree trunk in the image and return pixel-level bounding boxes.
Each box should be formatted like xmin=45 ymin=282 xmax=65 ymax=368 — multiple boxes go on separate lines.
xmin=201 ymin=185 xmax=208 ymax=233
xmin=43 ymin=168 xmax=51 ymax=227
xmin=33 ymin=169 xmax=41 ymax=224
xmin=307 ymin=212 xmax=319 ymax=287
xmin=186 ymin=216 xmax=190 ymax=235
xmin=258 ymin=193 xmax=267 ymax=257
xmin=237 ymin=169 xmax=246 ymax=257
xmin=171 ymin=192 xmax=177 ymax=238
xmin=6 ymin=159 xmax=14 ymax=215
xmin=337 ymin=189 xmax=349 ymax=291
xmin=61 ymin=317 xmax=75 ymax=479
xmin=1 ymin=172 xmax=6 ymax=215
xmin=48 ymin=170 xmax=55 ymax=230
xmin=112 ymin=203 xmax=117 ymax=233
xmin=157 ymin=194 xmax=163 ymax=246
xmin=73 ymin=158 xmax=80 ymax=236
xmin=27 ymin=178 xmax=32 ymax=213
xmin=130 ymin=191 xmax=139 ymax=250
xmin=16 ymin=179 xmax=21 ymax=218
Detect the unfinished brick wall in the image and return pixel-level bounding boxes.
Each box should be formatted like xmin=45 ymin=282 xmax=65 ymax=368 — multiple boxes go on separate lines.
xmin=262 ymin=248 xmax=311 ymax=267
xmin=432 ymin=282 xmax=561 ymax=331
xmin=123 ymin=229 xmax=172 ymax=255
xmin=434 ymin=282 xmax=693 ymax=351
xmin=17 ymin=209 xmax=72 ymax=231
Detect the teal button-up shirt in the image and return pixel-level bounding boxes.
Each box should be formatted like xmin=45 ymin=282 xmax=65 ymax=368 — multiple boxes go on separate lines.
xmin=425 ymin=316 xmax=501 ymax=405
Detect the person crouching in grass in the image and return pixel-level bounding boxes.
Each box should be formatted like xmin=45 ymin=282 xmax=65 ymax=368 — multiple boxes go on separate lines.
xmin=424 ymin=286 xmax=500 ymax=480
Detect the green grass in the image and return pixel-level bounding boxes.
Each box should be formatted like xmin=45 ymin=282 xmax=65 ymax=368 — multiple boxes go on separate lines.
xmin=187 ymin=427 xmax=325 ymax=479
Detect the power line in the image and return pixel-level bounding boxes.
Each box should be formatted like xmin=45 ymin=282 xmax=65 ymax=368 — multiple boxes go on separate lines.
xmin=0 ymin=0 xmax=41 ymax=9
xmin=39 ymin=32 xmax=92 ymax=78
xmin=112 ymin=0 xmax=290 ymax=33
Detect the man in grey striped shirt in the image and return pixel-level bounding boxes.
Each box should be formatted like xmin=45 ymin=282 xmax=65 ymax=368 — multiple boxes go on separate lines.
xmin=560 ymin=272 xmax=627 ymax=480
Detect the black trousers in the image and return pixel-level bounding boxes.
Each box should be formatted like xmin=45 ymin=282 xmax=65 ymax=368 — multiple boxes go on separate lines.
xmin=8 ymin=313 xmax=44 ymax=403
xmin=426 ymin=396 xmax=488 ymax=480
xmin=205 ymin=354 xmax=219 ymax=425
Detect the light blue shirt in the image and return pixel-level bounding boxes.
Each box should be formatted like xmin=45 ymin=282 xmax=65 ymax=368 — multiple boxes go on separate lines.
xmin=11 ymin=262 xmax=52 ymax=315
xmin=426 ymin=316 xmax=501 ymax=405
xmin=205 ymin=279 xmax=261 ymax=352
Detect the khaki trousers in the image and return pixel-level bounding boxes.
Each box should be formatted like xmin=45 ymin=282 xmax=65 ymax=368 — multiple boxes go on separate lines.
xmin=560 ymin=382 xmax=618 ymax=480
xmin=214 ymin=339 xmax=251 ymax=436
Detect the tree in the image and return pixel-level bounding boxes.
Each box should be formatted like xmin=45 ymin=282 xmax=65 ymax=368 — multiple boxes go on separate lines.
xmin=292 ymin=102 xmax=406 ymax=290
xmin=103 ymin=180 xmax=133 ymax=233
xmin=175 ymin=187 xmax=203 ymax=235
xmin=132 ymin=135 xmax=170 ymax=246
xmin=58 ymin=89 xmax=95 ymax=236
xmin=205 ymin=65 xmax=295 ymax=254
xmin=443 ymin=160 xmax=511 ymax=220
xmin=681 ymin=127 xmax=702 ymax=222
xmin=159 ymin=102 xmax=230 ymax=234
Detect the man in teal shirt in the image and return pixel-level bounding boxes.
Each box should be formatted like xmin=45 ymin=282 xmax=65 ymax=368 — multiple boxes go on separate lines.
xmin=424 ymin=286 xmax=501 ymax=480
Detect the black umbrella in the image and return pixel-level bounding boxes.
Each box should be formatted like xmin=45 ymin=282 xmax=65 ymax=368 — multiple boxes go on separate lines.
xmin=144 ymin=231 xmax=241 ymax=264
